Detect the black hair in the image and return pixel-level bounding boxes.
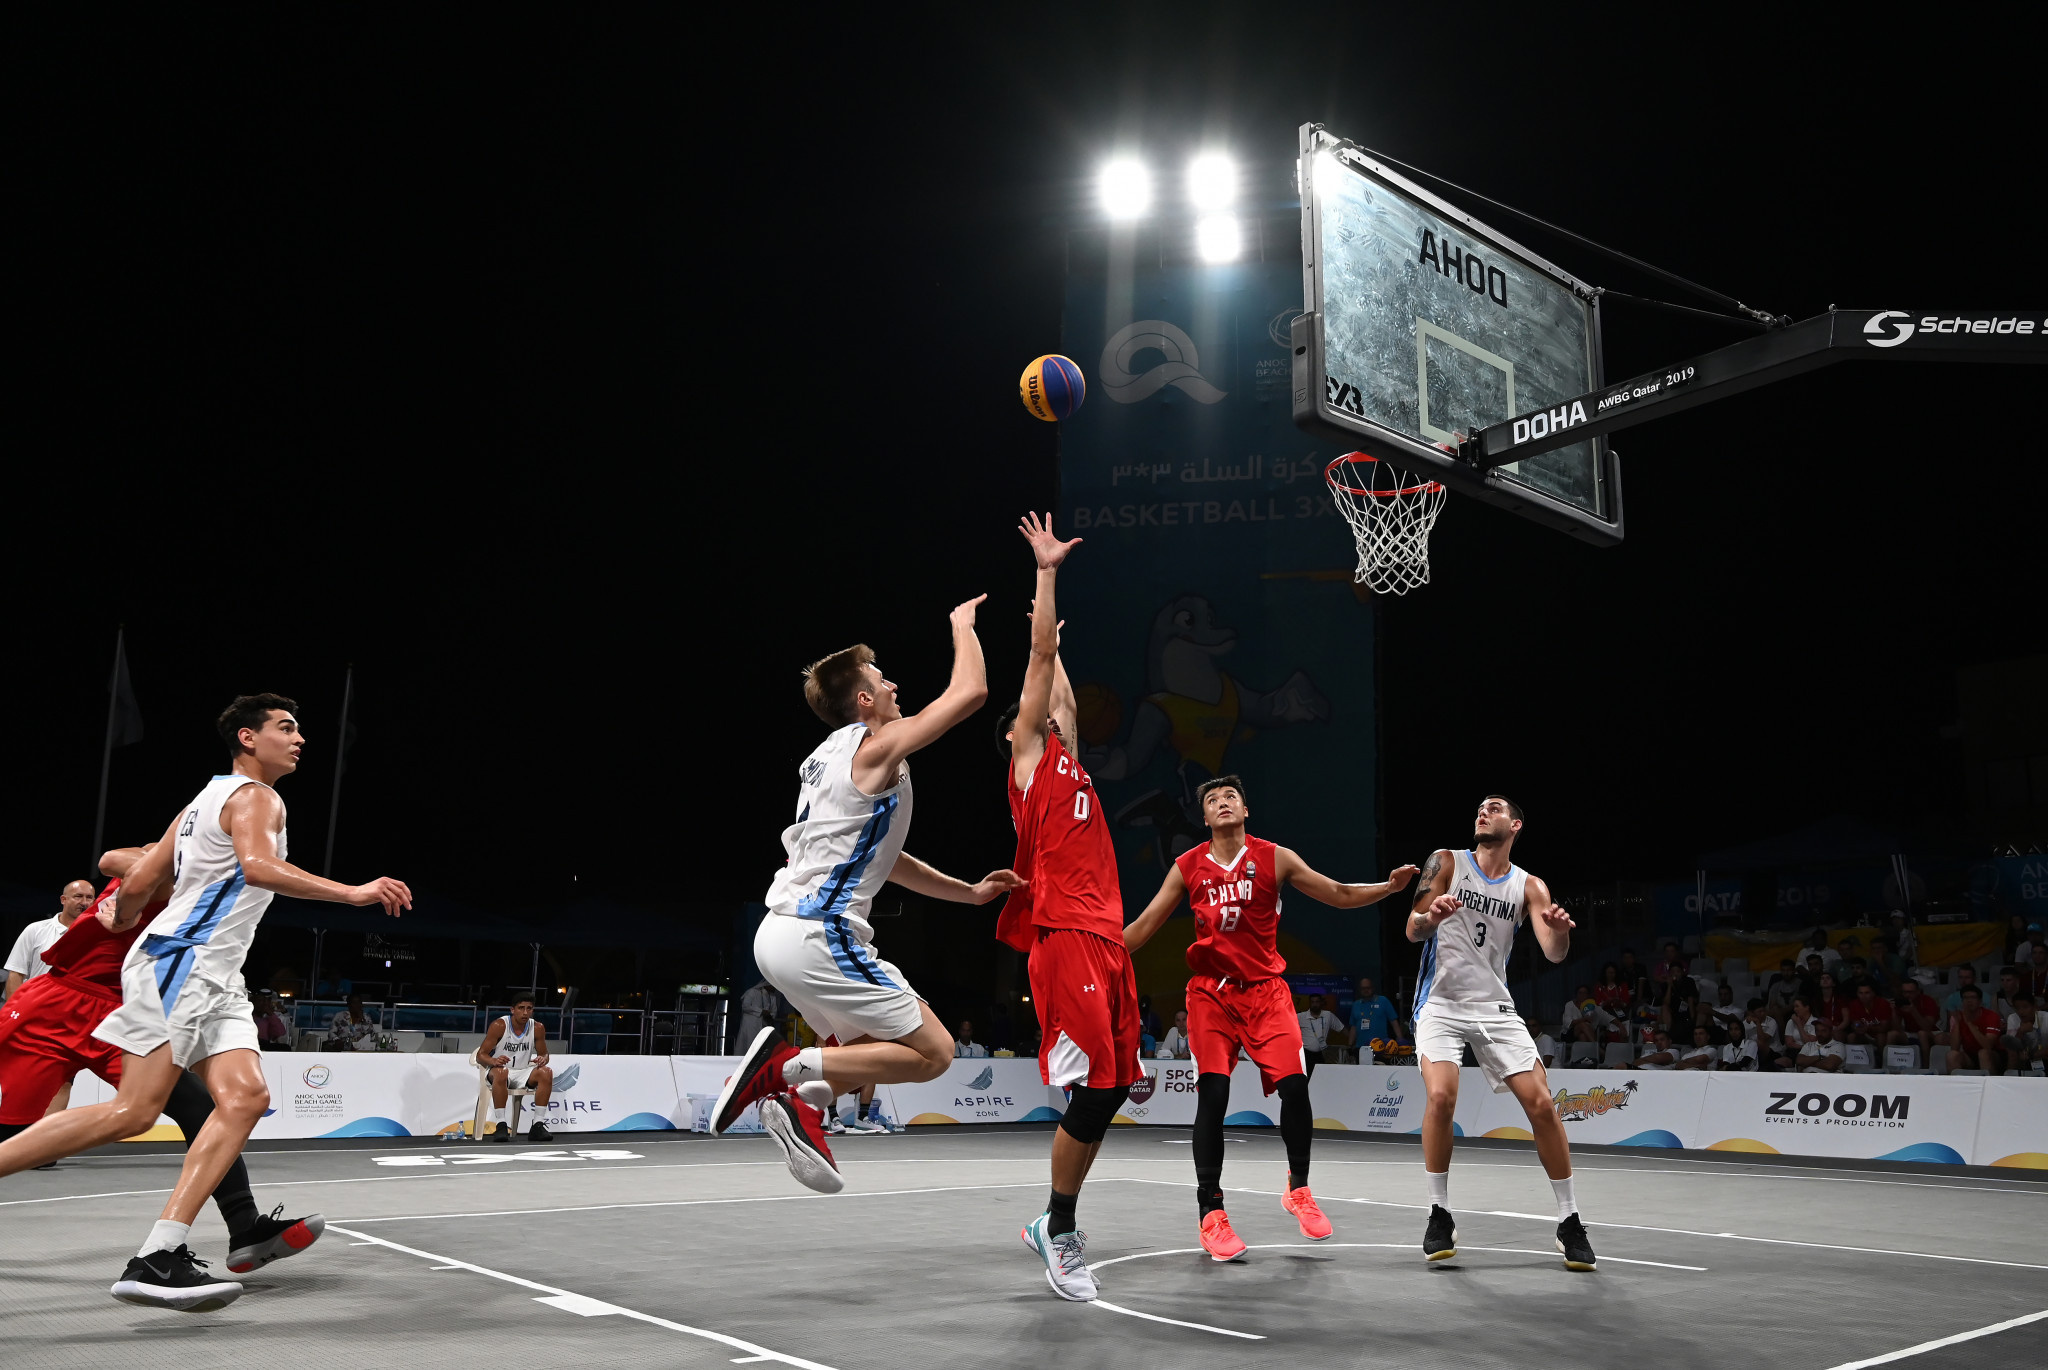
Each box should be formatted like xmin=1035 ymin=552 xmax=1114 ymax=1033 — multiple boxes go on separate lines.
xmin=513 ymin=991 xmax=536 ymax=1006
xmin=1484 ymin=793 xmax=1524 ymax=822
xmin=1196 ymin=774 xmax=1246 ymax=808
xmin=994 ymin=700 xmax=1020 ymax=758
xmin=217 ymin=693 xmax=299 ymax=760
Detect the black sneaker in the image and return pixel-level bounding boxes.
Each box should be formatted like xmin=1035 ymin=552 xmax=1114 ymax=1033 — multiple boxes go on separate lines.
xmin=1423 ymin=1204 xmax=1457 ymax=1261
xmin=227 ymin=1206 xmax=326 ymax=1274
xmin=110 ymin=1245 xmax=243 ymax=1312
xmin=492 ymin=1122 xmax=510 ymax=1143
xmin=1556 ymin=1214 xmax=1597 ymax=1271
xmin=527 ymin=1120 xmax=552 ymax=1142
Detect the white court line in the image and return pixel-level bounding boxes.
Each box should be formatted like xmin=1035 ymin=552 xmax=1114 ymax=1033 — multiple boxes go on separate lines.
xmin=1824 ymin=1306 xmax=2048 ymax=1369
xmin=335 ymin=1180 xmax=1054 ymax=1224
xmin=1089 ymin=1241 xmax=1705 ymax=1274
xmin=1091 ymin=1298 xmax=1265 ymax=1339
xmin=327 ymin=1223 xmax=838 ymax=1370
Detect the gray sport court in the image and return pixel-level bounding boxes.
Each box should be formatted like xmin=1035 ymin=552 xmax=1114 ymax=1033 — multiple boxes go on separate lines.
xmin=3 ymin=1125 xmax=2043 ymax=1369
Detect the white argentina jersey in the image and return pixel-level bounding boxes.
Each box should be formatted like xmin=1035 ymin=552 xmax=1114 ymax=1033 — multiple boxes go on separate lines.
xmin=1415 ymin=849 xmax=1526 ymax=1015
xmin=133 ymin=773 xmax=283 ymax=1003
xmin=499 ymin=1015 xmax=535 ymax=1069
xmin=763 ymin=723 xmax=912 ymax=948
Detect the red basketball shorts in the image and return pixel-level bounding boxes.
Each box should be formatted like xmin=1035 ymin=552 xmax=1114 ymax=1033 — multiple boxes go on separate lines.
xmin=1028 ymin=928 xmax=1142 ymax=1090
xmin=0 ymin=974 xmax=125 ymax=1124
xmin=1185 ymin=974 xmax=1306 ymax=1094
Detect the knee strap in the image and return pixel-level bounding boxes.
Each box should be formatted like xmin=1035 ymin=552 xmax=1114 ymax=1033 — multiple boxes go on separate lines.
xmin=1057 ymin=1084 xmax=1130 ymax=1145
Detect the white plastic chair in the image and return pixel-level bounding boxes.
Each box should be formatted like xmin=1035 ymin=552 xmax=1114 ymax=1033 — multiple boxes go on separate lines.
xmin=1567 ymin=1040 xmax=1599 ymax=1067
xmin=1884 ymin=1045 xmax=1919 ymax=1072
xmin=1843 ymin=1044 xmax=1874 ymax=1069
xmin=473 ymin=1061 xmax=535 ymax=1139
xmin=1603 ymin=1041 xmax=1635 ymax=1067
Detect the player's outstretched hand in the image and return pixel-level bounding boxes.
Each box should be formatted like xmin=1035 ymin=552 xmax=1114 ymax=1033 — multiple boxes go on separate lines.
xmin=1383 ymin=863 xmax=1421 ymax=892
xmin=949 ymin=593 xmax=987 ymax=633
xmin=1542 ymin=902 xmax=1576 ymax=931
xmin=349 ymin=876 xmax=414 ymax=916
xmin=1019 ymin=511 xmax=1080 ymax=569
xmin=1427 ymin=892 xmax=1463 ymax=922
xmin=98 ymin=891 xmax=132 ymax=932
xmin=968 ymin=869 xmax=1027 ymax=904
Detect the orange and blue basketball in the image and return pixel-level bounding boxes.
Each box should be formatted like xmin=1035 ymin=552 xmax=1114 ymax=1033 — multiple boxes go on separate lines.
xmin=1020 ymin=354 xmax=1085 ymax=422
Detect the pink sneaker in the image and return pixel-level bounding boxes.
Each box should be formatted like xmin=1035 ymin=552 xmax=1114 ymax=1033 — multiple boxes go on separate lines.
xmin=1282 ymin=1184 xmax=1333 ymax=1240
xmin=1199 ymin=1209 xmax=1248 ymax=1261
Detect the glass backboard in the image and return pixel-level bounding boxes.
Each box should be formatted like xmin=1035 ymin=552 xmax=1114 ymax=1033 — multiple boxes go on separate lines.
xmin=1293 ymin=125 xmax=1624 ymax=545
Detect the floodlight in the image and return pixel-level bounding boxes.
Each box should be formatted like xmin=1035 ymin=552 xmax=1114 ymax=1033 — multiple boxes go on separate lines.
xmin=1100 ymin=159 xmax=1151 ymax=219
xmin=1196 ymin=214 xmax=1241 ymax=263
xmin=1188 ymin=153 xmax=1237 ymax=210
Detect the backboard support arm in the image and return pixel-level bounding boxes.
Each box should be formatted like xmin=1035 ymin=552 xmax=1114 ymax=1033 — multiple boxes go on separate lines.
xmin=1456 ymin=308 xmax=2048 ymax=471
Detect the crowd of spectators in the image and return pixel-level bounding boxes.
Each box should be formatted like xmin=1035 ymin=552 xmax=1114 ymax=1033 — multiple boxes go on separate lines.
xmin=1546 ymin=922 xmax=2048 ymax=1074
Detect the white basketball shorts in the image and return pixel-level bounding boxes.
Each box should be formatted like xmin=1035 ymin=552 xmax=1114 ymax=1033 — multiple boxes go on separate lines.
xmin=94 ymin=943 xmax=259 ymax=1070
xmin=754 ymin=913 xmax=923 ymax=1045
xmin=1415 ymin=1004 xmax=1539 ymax=1093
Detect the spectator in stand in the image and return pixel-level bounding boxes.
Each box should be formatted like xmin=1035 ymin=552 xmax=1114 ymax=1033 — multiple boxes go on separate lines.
xmin=323 ymin=994 xmax=379 ymax=1049
xmin=2029 ymin=923 xmax=2048 ymax=958
xmin=1617 ymin=948 xmax=1650 ymax=1004
xmin=1654 ymin=941 xmax=1687 ymax=984
xmin=2024 ymin=944 xmax=2048 ymax=1002
xmin=1561 ymin=985 xmax=1609 ymax=1044
xmin=1891 ymin=979 xmax=1943 ymax=1065
xmin=1638 ymin=1029 xmax=1680 ymax=1069
xmin=1842 ymin=982 xmax=1895 ymax=1048
xmin=251 ymin=991 xmax=291 ymax=1051
xmin=2004 ymin=914 xmax=2033 ymax=964
xmin=1764 ymin=957 xmax=1802 ymax=1013
xmin=1160 ymin=1009 xmax=1191 ymax=1060
xmin=1796 ymin=953 xmax=1827 ymax=1007
xmin=1530 ymin=1015 xmax=1561 ymax=1070
xmin=1881 ymin=911 xmax=1917 ymax=982
xmin=1136 ymin=994 xmax=1162 ymax=1051
xmin=1799 ymin=1019 xmax=1848 ymax=1072
xmin=1657 ymin=966 xmax=1701 ymax=1035
xmin=2003 ymin=992 xmax=2046 ymax=1070
xmin=735 ymin=979 xmax=783 ymax=1053
xmin=1943 ymin=964 xmax=1987 ymax=1015
xmin=1815 ymin=973 xmax=1851 ymax=1032
xmin=1842 ymin=955 xmax=1884 ymax=995
xmin=1780 ymin=996 xmax=1823 ymax=1055
xmin=1731 ymin=1000 xmax=1775 ymax=1071
xmin=1675 ymin=1024 xmax=1718 ymax=1070
xmin=1593 ymin=962 xmax=1633 ymax=1020
xmin=1348 ymin=976 xmax=1404 ymax=1055
xmin=1939 ymin=987 xmax=2004 ymax=1073
xmin=1709 ymin=983 xmax=1744 ymax=1037
xmin=1297 ymin=994 xmax=1344 ymax=1077
xmin=1806 ymin=929 xmax=1841 ymax=973
xmin=1994 ymin=967 xmax=2023 ymax=1020
xmin=953 ymin=1020 xmax=988 ymax=1058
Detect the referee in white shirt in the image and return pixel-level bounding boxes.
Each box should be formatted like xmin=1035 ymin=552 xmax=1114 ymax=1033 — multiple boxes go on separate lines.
xmin=2 ymin=879 xmax=97 ymax=1004
xmin=1297 ymin=994 xmax=1344 ymax=1079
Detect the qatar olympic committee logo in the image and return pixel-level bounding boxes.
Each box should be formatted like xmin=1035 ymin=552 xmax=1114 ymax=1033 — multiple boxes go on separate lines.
xmin=1100 ymin=320 xmax=1228 ymax=405
xmin=302 ymin=1064 xmax=332 ymax=1088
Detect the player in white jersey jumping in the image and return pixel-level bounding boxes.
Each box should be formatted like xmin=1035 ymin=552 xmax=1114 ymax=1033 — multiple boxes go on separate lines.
xmin=1407 ymin=795 xmax=1595 ymax=1271
xmin=712 ymin=596 xmax=1023 ymax=1192
xmin=0 ymin=694 xmax=412 ymax=1311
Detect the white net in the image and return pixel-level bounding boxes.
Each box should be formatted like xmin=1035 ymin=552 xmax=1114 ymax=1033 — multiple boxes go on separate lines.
xmin=1325 ymin=451 xmax=1447 ymax=597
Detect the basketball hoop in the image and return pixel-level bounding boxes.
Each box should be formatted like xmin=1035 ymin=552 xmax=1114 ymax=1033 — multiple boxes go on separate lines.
xmin=1325 ymin=451 xmax=1447 ymax=597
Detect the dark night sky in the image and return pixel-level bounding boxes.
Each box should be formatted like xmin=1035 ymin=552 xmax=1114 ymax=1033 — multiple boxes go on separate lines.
xmin=6 ymin=13 xmax=2040 ymax=945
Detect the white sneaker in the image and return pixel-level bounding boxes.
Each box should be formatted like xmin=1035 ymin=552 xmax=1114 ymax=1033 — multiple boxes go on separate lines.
xmin=1022 ymin=1213 xmax=1096 ymax=1301
xmin=845 ymin=1115 xmax=889 ymax=1134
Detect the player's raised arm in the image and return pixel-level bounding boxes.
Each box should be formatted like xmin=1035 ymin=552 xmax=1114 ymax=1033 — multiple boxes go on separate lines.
xmin=853 ymin=595 xmax=991 ymax=788
xmin=221 ymin=783 xmax=413 ymax=915
xmin=1404 ymin=848 xmax=1459 ymax=943
xmin=1276 ymin=848 xmax=1421 ymax=910
xmin=95 ymin=845 xmax=149 ymax=879
xmin=886 ymin=850 xmax=1025 ymax=906
xmin=1012 ymin=511 xmax=1080 ymax=788
xmin=1524 ymin=874 xmax=1574 ymax=964
xmin=1122 ymin=863 xmax=1187 ymax=954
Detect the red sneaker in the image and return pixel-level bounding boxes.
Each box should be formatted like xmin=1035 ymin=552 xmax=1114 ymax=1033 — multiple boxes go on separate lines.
xmin=710 ymin=1027 xmax=797 ymax=1136
xmin=1199 ymin=1209 xmax=1247 ymax=1261
xmin=1282 ymin=1184 xmax=1334 ymax=1241
xmin=759 ymin=1094 xmax=845 ymax=1194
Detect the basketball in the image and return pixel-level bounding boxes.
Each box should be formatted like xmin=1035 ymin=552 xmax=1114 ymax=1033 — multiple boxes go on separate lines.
xmin=1074 ymin=681 xmax=1121 ymax=745
xmin=1019 ymin=354 xmax=1085 ymax=421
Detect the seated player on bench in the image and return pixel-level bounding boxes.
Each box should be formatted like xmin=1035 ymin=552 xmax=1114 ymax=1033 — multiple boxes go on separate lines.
xmin=475 ymin=993 xmax=553 ymax=1142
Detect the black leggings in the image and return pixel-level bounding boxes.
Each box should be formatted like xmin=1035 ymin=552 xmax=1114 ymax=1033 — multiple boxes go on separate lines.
xmin=0 ymin=1069 xmax=259 ymax=1232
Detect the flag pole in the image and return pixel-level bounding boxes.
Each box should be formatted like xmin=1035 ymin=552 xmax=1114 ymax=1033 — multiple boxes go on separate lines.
xmin=322 ymin=664 xmax=354 ymax=878
xmin=90 ymin=627 xmax=125 ymax=876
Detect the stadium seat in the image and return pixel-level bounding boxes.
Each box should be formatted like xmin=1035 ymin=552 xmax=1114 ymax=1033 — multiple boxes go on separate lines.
xmin=1929 ymin=1046 xmax=1949 ymax=1074
xmin=1681 ymin=936 xmax=1702 ymax=955
xmin=1689 ymin=957 xmax=1716 ymax=976
xmin=1721 ymin=958 xmax=1748 ymax=974
xmin=1602 ymin=1042 xmax=1634 ymax=1066
xmin=1884 ymin=1046 xmax=1919 ymax=1072
xmin=1843 ymin=1045 xmax=1874 ymax=1068
xmin=1567 ymin=1041 xmax=1599 ymax=1066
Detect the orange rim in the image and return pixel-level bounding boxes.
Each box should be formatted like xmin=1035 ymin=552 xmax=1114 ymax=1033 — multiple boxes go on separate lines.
xmin=1325 ymin=452 xmax=1444 ymax=498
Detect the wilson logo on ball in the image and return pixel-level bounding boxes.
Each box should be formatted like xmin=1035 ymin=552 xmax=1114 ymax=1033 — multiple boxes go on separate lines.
xmin=1020 ymin=354 xmax=1085 ymax=421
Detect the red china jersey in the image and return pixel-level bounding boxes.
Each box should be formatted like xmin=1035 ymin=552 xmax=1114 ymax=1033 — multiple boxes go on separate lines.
xmin=996 ymin=731 xmax=1123 ymax=950
xmin=41 ymin=878 xmax=164 ymax=992
xmin=1175 ymin=835 xmax=1287 ymax=982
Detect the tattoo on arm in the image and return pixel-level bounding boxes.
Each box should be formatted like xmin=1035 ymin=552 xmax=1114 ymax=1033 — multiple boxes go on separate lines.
xmin=1410 ymin=851 xmax=1443 ymax=912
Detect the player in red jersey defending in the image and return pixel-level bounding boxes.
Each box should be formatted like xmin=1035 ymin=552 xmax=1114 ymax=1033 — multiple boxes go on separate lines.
xmin=1124 ymin=777 xmax=1416 ymax=1260
xmin=0 ymin=849 xmax=322 ymax=1282
xmin=996 ymin=512 xmax=1141 ymax=1303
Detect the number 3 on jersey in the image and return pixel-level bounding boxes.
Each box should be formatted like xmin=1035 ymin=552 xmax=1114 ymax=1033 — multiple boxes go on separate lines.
xmin=1472 ymin=919 xmax=1487 ymax=948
